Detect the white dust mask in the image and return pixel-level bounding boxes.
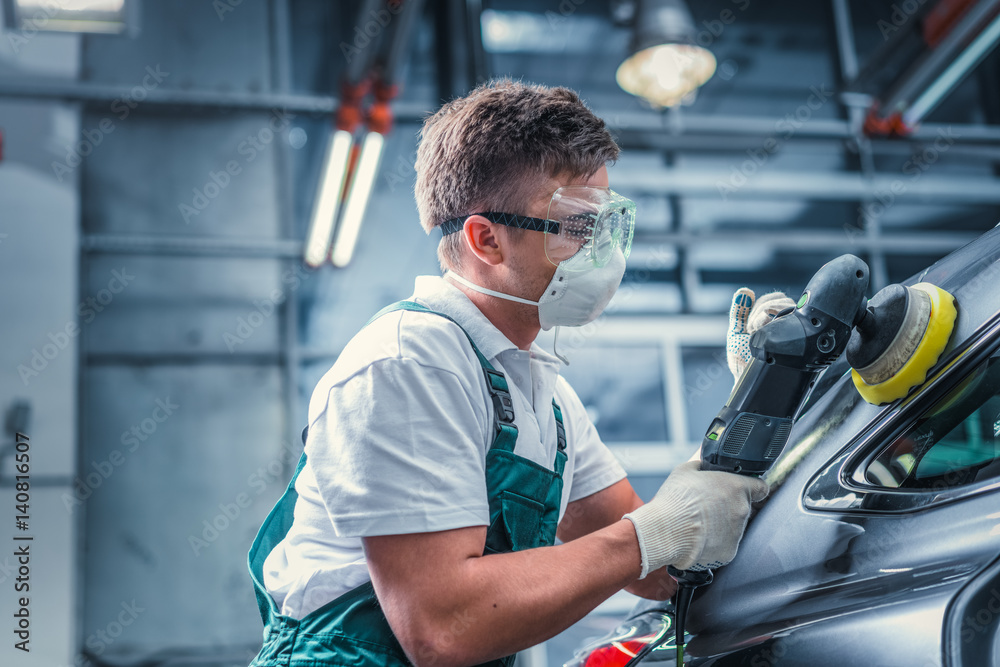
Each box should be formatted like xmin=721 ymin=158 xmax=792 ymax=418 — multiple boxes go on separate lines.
xmin=445 ymin=247 xmax=626 ymax=330
xmin=536 ymin=248 xmax=626 ymax=330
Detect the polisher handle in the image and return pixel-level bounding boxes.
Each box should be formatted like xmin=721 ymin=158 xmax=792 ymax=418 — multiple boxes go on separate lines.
xmin=701 ymin=254 xmax=870 ymax=475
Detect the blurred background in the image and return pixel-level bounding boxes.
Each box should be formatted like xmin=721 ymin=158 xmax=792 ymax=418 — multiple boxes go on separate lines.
xmin=0 ymin=0 xmax=998 ymax=665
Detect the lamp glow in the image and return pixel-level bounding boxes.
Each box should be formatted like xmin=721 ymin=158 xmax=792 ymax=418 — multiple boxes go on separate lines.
xmin=331 ymin=131 xmax=384 ymax=268
xmin=616 ymin=43 xmax=716 ymax=108
xmin=6 ymin=0 xmax=128 ymax=33
xmin=304 ymin=129 xmax=353 ymax=268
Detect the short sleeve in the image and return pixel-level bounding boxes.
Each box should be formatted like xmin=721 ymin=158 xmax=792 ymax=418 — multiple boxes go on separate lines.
xmin=306 ymin=355 xmax=492 ymax=537
xmin=556 ymin=376 xmax=628 ymax=502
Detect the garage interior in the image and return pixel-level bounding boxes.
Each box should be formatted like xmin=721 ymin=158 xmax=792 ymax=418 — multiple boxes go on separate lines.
xmin=1 ymin=0 xmax=999 ymax=665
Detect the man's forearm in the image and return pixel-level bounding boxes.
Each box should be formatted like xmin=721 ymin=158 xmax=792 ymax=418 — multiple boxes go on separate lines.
xmin=556 ymin=480 xmax=677 ymax=601
xmin=369 ymin=465 xmax=766 ymax=665
xmin=374 ymin=519 xmax=641 ymax=667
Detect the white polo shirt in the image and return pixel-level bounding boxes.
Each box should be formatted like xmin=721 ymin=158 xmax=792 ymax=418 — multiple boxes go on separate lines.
xmin=262 ymin=275 xmax=627 ymax=619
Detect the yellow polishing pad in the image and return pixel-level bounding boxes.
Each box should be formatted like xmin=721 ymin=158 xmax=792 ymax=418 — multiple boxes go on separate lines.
xmin=852 ymin=282 xmax=957 ymax=405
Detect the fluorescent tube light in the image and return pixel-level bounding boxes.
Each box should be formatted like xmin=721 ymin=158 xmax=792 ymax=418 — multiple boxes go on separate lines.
xmin=4 ymin=0 xmax=129 ymax=34
xmin=331 ymin=131 xmax=384 ymax=268
xmin=304 ymin=128 xmax=353 ymax=268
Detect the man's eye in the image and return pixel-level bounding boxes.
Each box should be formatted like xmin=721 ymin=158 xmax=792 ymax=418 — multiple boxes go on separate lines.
xmin=564 ymin=213 xmax=596 ymax=239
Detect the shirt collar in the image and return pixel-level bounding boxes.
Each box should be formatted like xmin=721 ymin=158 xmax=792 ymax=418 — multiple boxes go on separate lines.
xmin=410 ymin=275 xmax=521 ymax=363
xmin=529 ymin=341 xmax=561 ymax=368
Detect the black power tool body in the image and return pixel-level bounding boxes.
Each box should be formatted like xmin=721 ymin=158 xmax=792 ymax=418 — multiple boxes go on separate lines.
xmin=634 ymin=255 xmax=872 ymax=666
xmin=700 ymin=254 xmax=871 ymax=474
xmin=626 ymin=253 xmax=957 ymax=665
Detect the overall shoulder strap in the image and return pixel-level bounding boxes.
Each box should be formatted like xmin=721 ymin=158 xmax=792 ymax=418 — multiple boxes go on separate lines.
xmin=551 ymin=399 xmax=568 ymax=474
xmin=366 ymin=300 xmax=494 ymax=369
xmin=368 ymin=300 xmax=518 ymax=452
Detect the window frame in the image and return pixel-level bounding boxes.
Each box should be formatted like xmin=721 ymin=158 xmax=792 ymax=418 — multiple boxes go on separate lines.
xmin=538 ymin=315 xmax=727 ymax=475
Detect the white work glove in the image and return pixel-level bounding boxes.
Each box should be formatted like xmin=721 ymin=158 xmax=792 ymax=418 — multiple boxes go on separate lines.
xmin=623 ymin=461 xmax=769 ymax=577
xmin=726 ymin=288 xmax=797 ymax=383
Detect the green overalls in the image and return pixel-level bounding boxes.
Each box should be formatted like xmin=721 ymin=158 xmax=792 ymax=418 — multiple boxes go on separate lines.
xmin=247 ymin=301 xmax=568 ymax=666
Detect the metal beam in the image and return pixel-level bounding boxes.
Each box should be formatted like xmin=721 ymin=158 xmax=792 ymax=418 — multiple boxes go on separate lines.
xmin=80 ymin=221 xmax=980 ymax=265
xmin=615 ymin=132 xmax=1000 ymax=159
xmin=382 ymin=0 xmax=427 ymax=85
xmin=831 ymin=0 xmax=858 ymax=81
xmin=911 ymin=122 xmax=1000 ymax=144
xmin=632 ymin=230 xmax=979 ymax=254
xmin=81 ymin=234 xmax=304 ymax=258
xmin=623 ymin=169 xmax=1000 ymax=202
xmin=85 ymin=351 xmax=287 ymax=364
xmin=611 ymin=110 xmax=1000 ymax=145
xmin=271 ymin=0 xmax=304 ymax=477
xmin=885 ymin=0 xmax=1000 ymax=126
xmin=466 ymin=0 xmax=489 ymax=86
xmin=432 ymin=0 xmax=483 ymax=102
xmin=345 ymin=0 xmax=388 ymax=85
xmin=830 ymin=0 xmax=889 ymax=289
xmin=0 ymin=76 xmax=342 ymax=114
xmin=614 ymin=109 xmax=850 ymax=138
xmin=5 ymin=76 xmax=1000 ymax=144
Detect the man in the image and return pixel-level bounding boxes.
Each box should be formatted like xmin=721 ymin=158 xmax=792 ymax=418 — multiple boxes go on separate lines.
xmin=248 ymin=80 xmax=768 ymax=667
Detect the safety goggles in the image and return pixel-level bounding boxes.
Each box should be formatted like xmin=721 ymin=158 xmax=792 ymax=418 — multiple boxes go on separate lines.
xmin=439 ymin=186 xmax=636 ymax=271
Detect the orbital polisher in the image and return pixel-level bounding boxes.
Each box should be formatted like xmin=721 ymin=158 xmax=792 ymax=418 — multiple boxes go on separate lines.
xmin=847 ymin=281 xmax=959 ymax=405
xmin=635 ymin=254 xmax=959 ymax=666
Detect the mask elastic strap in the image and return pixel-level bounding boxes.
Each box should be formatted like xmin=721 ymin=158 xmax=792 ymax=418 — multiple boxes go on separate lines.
xmin=446 ymin=271 xmax=571 ymax=364
xmin=444 ymin=271 xmax=540 ymax=307
xmin=552 ymin=326 xmax=570 ymax=366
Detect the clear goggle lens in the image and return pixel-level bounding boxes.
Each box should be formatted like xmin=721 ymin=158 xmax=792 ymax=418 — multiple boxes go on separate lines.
xmin=545 ymin=186 xmax=635 ymax=270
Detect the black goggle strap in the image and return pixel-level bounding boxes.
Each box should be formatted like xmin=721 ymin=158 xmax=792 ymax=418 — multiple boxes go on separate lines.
xmin=439 ymin=212 xmax=560 ymax=237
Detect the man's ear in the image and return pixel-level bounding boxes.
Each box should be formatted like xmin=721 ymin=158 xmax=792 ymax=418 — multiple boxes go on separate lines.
xmin=462 ymin=215 xmax=504 ymax=266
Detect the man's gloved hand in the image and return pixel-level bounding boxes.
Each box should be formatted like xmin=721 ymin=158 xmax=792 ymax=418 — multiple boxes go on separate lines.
xmin=748 ymin=291 xmax=797 ymax=333
xmin=623 ymin=461 xmax=769 ymax=577
xmin=726 ymin=288 xmax=797 ymax=383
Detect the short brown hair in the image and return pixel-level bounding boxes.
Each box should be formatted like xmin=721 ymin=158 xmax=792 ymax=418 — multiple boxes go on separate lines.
xmin=414 ymin=79 xmax=620 ymax=272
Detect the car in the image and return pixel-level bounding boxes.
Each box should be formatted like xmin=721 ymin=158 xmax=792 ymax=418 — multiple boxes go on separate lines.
xmin=567 ymin=223 xmax=1000 ymax=666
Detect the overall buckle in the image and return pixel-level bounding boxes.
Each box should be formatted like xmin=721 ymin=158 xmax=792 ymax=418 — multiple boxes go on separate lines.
xmin=483 ymin=368 xmax=516 ymax=428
